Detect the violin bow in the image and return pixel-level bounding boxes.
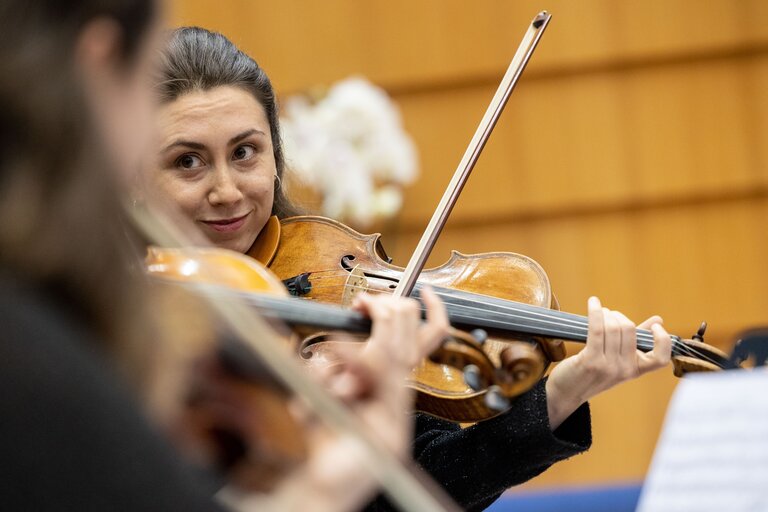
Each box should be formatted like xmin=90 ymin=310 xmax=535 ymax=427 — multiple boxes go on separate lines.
xmin=393 ymin=11 xmax=552 ymax=298
xmin=128 ymin=202 xmax=459 ymax=512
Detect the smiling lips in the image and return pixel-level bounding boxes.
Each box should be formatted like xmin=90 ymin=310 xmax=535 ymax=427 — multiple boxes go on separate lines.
xmin=200 ymin=211 xmax=251 ymax=232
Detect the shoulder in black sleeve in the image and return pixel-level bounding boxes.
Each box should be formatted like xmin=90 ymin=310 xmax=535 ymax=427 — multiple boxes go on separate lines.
xmin=364 ymin=378 xmax=591 ymax=511
xmin=0 ymin=278 xmax=225 ymax=512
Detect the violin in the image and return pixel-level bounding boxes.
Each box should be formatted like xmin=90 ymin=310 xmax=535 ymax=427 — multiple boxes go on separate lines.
xmin=247 ymin=215 xmax=738 ymax=404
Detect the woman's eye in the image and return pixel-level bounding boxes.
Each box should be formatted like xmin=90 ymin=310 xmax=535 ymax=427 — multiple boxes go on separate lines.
xmin=233 ymin=144 xmax=256 ymax=161
xmin=176 ymin=154 xmax=204 ymax=170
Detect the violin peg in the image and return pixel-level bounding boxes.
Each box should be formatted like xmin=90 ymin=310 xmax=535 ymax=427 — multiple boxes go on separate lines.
xmin=470 ymin=328 xmax=488 ymax=345
xmin=463 ymin=364 xmax=483 ymax=391
xmin=484 ymin=385 xmax=510 ymax=413
xmin=693 ymin=321 xmax=708 ymax=342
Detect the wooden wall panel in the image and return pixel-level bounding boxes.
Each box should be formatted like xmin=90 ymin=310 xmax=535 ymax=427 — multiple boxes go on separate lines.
xmin=167 ymin=0 xmax=768 ymax=92
xmin=396 ymin=54 xmax=768 ymax=226
xmin=168 ymin=0 xmax=768 ymax=491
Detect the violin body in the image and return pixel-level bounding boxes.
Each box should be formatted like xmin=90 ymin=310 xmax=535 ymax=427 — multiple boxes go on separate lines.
xmin=250 ymin=215 xmax=567 ymax=422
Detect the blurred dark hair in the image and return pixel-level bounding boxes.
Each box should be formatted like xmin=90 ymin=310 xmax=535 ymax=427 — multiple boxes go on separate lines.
xmin=155 ymin=26 xmax=298 ymax=218
xmin=0 ymin=0 xmax=157 ymax=368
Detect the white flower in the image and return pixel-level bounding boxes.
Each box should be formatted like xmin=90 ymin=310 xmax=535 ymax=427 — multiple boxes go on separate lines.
xmin=372 ymin=185 xmax=403 ymax=218
xmin=280 ymin=76 xmax=419 ymax=226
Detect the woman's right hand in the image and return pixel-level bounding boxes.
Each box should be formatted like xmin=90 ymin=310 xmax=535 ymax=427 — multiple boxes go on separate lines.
xmin=338 ymin=285 xmax=449 ymax=451
xmin=223 ymin=286 xmax=449 ymax=512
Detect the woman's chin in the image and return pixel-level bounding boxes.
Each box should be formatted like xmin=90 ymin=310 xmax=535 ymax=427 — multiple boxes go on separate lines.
xmin=211 ymin=236 xmax=253 ymax=254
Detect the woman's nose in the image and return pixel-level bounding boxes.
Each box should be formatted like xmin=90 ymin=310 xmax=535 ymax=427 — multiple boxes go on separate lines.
xmin=208 ymin=166 xmax=243 ymax=206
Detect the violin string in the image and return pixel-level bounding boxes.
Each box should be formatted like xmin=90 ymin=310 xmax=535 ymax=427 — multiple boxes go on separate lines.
xmin=294 ymin=272 xmax=723 ymax=368
xmin=293 ymin=269 xmax=346 ymax=276
xmin=295 ymin=274 xmax=352 ymax=281
xmin=293 ymin=282 xmax=391 ymax=295
xmin=305 ymin=279 xmax=652 ymax=342
xmin=340 ymin=281 xmax=719 ymax=366
xmin=421 ymin=287 xmax=724 ymax=367
xmin=305 ymin=276 xmax=583 ymax=335
xmin=427 ymin=293 xmax=722 ymax=367
xmin=296 ymin=272 xmax=661 ymax=342
xmin=310 ymin=284 xmax=664 ymax=348
xmin=302 ymin=279 xmax=721 ymax=367
xmin=301 ymin=269 xmax=646 ymax=334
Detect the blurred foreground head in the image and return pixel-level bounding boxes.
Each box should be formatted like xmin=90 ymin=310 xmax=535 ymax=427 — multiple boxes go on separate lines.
xmin=0 ymin=0 xmax=159 ymax=361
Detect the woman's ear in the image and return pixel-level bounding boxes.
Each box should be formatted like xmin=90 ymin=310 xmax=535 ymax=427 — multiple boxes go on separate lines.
xmin=74 ymin=17 xmax=123 ymax=85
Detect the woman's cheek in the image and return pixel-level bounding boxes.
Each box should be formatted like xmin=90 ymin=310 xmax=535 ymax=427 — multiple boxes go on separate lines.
xmin=169 ymin=180 xmax=206 ymax=219
xmin=249 ymin=177 xmax=275 ymax=209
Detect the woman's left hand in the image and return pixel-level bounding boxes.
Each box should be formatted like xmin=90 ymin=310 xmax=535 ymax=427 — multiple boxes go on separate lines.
xmin=545 ymin=296 xmax=672 ymax=430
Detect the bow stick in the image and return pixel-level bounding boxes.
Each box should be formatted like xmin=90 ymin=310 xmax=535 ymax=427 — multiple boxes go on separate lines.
xmin=393 ymin=11 xmax=552 ymax=298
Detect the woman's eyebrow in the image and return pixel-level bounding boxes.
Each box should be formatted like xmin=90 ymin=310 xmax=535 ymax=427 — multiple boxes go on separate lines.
xmin=229 ymin=129 xmax=265 ymax=145
xmin=160 ymin=129 xmax=265 ymax=155
xmin=161 ymin=139 xmax=205 ymax=154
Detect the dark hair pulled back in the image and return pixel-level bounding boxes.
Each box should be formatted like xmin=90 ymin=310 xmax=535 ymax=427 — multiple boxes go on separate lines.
xmin=156 ymin=26 xmax=297 ymax=218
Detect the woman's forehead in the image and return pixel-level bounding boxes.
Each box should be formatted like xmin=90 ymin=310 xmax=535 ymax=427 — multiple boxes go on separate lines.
xmin=158 ymin=86 xmax=270 ymax=145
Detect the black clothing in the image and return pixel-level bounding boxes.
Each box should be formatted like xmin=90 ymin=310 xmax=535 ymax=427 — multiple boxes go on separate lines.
xmin=0 ymin=276 xmax=224 ymax=511
xmin=365 ymin=379 xmax=592 ymax=511
xmin=0 ymin=275 xmax=590 ymax=511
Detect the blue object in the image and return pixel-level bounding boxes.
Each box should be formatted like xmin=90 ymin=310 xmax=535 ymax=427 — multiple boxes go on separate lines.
xmin=487 ymin=482 xmax=643 ymax=512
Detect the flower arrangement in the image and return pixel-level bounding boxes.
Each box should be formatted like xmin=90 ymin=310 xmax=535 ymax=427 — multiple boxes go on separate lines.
xmin=280 ymin=77 xmax=418 ymax=227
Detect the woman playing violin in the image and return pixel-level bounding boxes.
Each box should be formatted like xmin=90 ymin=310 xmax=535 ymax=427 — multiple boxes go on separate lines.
xmin=0 ymin=1 xmax=453 ymax=511
xmin=141 ymin=26 xmax=674 ymax=511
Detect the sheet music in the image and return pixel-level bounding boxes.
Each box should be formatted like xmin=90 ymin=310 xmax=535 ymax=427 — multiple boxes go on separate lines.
xmin=636 ymin=370 xmax=768 ymax=512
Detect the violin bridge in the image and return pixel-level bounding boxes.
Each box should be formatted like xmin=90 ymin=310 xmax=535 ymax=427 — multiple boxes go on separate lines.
xmin=341 ymin=265 xmax=369 ymax=308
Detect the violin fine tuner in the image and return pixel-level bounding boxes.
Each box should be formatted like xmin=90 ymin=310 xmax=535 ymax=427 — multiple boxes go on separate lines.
xmin=463 ymin=364 xmax=483 ymax=392
xmin=484 ymin=386 xmax=511 ymax=413
xmin=470 ymin=329 xmax=488 ymax=345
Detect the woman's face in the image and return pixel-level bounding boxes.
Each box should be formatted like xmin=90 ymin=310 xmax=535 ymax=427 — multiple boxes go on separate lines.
xmin=149 ymin=86 xmax=276 ymax=253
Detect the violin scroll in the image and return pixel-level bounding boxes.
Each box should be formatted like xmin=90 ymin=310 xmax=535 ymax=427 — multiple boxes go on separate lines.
xmin=671 ymin=322 xmax=740 ymax=376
